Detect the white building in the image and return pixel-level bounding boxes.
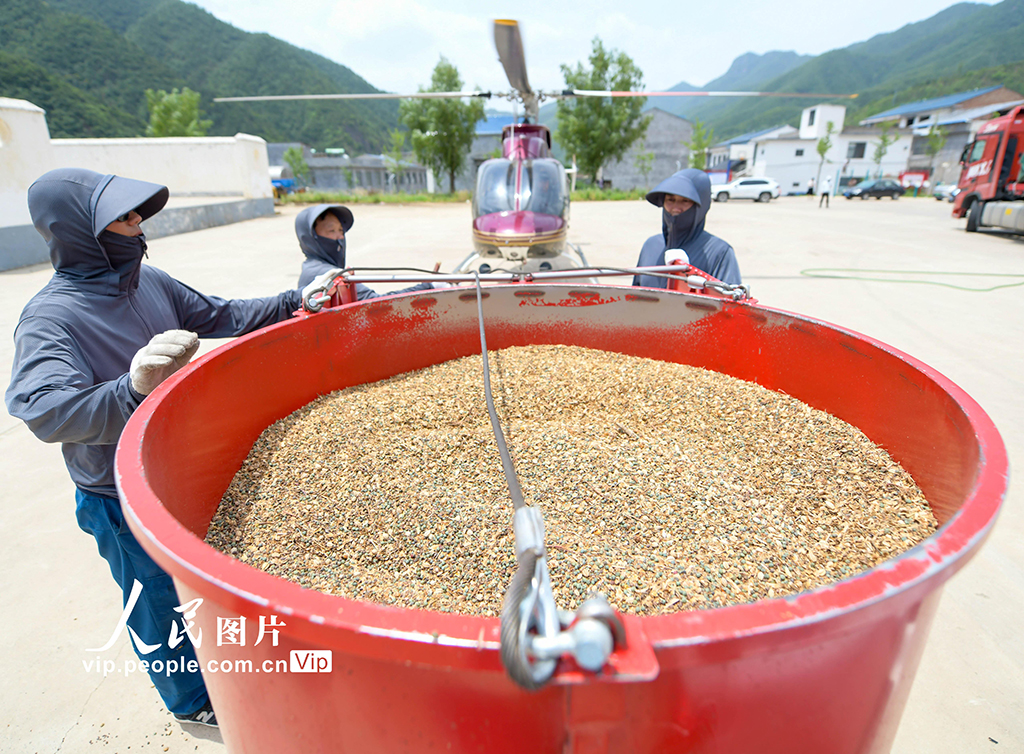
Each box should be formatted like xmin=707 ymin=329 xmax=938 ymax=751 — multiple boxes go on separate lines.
xmin=707 ymin=124 xmax=797 ymax=181
xmin=601 ymin=107 xmax=694 ymax=191
xmin=859 ymin=86 xmax=1024 ymax=187
xmin=749 ymin=104 xmax=913 ymax=195
xmin=859 ymin=85 xmax=1022 ymax=130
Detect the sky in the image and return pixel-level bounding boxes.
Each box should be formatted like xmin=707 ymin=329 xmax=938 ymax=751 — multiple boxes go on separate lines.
xmin=189 ymin=0 xmax=999 ymax=98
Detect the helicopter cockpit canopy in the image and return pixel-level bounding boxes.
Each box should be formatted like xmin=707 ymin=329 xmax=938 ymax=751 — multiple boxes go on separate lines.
xmin=473 ymin=158 xmax=568 ymax=220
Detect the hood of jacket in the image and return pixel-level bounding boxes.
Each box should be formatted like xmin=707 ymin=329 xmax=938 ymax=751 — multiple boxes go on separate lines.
xmin=646 ymin=169 xmax=712 ymax=250
xmin=295 ymin=204 xmax=355 ymax=268
xmin=27 ymin=168 xmax=168 ymax=295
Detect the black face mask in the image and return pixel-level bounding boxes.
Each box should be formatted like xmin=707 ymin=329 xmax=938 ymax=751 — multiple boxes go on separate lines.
xmin=664 ymin=207 xmax=697 ymax=249
xmin=315 ymin=235 xmax=346 ymax=267
xmin=99 ymin=230 xmax=148 ymax=269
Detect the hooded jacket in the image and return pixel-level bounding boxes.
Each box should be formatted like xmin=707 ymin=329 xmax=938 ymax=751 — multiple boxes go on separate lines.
xmin=633 ymin=169 xmax=741 ymax=287
xmin=5 ymin=168 xmax=302 ymax=498
xmin=296 ymin=204 xmax=433 ymax=298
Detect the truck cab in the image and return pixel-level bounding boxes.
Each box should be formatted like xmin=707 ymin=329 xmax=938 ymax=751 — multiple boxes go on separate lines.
xmin=953 ymin=105 xmax=1024 ymax=231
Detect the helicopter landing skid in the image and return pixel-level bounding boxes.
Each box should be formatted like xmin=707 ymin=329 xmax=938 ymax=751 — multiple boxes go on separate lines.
xmin=453 ymin=243 xmax=592 ymax=280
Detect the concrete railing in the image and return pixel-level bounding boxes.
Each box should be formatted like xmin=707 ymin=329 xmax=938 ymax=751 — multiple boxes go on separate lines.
xmin=1 ymin=97 xmax=277 ymax=271
xmin=51 ymin=134 xmax=273 ymax=199
xmin=0 ymin=98 xmax=53 ymax=229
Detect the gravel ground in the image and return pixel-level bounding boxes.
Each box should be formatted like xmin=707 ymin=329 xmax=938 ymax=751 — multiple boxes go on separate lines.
xmin=207 ymin=344 xmax=937 ymax=615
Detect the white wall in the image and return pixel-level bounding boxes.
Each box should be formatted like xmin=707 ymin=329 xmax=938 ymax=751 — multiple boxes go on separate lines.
xmin=800 ymin=104 xmax=847 ymax=140
xmin=0 ymin=98 xmax=56 ymax=227
xmin=835 ymin=133 xmax=914 ymax=182
xmin=752 ymin=139 xmax=819 ymax=194
xmin=752 ymin=130 xmax=914 ymax=194
xmin=51 ymin=133 xmax=273 ymax=199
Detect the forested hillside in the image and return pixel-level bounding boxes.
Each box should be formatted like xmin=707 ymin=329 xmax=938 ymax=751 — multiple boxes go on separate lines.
xmin=0 ymin=0 xmax=400 ymax=152
xmin=6 ymin=0 xmax=1024 ymax=150
xmin=848 ymin=61 xmax=1024 ymax=124
xmin=687 ymin=0 xmax=1024 ymax=139
xmin=650 ymin=50 xmax=812 ymax=125
xmin=0 ymin=50 xmax=146 ymax=137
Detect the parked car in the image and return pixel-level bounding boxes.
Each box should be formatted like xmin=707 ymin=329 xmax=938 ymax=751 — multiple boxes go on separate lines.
xmin=714 ymin=177 xmax=781 ymax=203
xmin=933 ymin=183 xmax=961 ymax=202
xmin=271 ymin=178 xmax=297 ymax=199
xmin=843 ymin=179 xmax=904 ymax=200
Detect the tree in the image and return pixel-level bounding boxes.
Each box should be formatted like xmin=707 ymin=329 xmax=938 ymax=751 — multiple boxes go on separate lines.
xmin=815 ymin=121 xmax=836 ymax=190
xmin=925 ymin=124 xmax=948 ymax=189
xmin=144 ymin=87 xmax=212 ymax=137
xmin=283 ymin=146 xmax=310 ymax=186
xmin=342 ymin=166 xmax=356 ymax=190
xmin=400 ymin=57 xmax=484 ymax=193
xmin=685 ymin=119 xmax=715 ymax=170
xmin=634 ymin=151 xmax=655 ymax=188
xmin=386 ymin=129 xmax=407 ymax=192
xmin=872 ymin=123 xmax=897 ymax=178
xmin=555 ymin=38 xmax=651 ymax=186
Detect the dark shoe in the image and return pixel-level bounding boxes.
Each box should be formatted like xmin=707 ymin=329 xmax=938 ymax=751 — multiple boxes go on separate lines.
xmin=174 ymin=701 xmax=218 ymax=728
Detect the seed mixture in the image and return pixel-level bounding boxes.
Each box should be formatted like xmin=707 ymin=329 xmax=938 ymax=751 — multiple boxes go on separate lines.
xmin=206 ymin=345 xmax=937 ymax=616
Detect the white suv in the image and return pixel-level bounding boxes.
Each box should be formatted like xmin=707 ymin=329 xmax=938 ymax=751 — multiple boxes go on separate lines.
xmin=714 ymin=178 xmax=781 ymax=203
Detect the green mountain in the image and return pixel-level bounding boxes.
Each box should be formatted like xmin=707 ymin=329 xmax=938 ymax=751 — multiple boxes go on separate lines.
xmin=706 ymin=51 xmax=815 ymax=92
xmin=651 ymin=51 xmax=812 ymax=123
xmin=0 ymin=50 xmax=145 ymax=137
xmin=0 ymin=0 xmax=186 ymax=123
xmin=0 ymin=0 xmax=400 ymax=151
xmin=44 ymin=0 xmax=162 ymax=34
xmin=703 ymin=0 xmax=1024 ymax=138
xmin=848 ymin=60 xmax=1024 ymax=124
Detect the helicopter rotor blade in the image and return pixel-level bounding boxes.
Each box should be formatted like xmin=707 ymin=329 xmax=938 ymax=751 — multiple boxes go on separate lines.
xmin=213 ymin=91 xmax=495 ymax=103
xmin=557 ymin=89 xmax=859 ymax=100
xmin=493 ymin=19 xmax=533 ymax=98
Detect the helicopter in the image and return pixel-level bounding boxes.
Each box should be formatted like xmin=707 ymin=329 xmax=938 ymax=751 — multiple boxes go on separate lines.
xmin=215 ymin=20 xmax=855 ymax=276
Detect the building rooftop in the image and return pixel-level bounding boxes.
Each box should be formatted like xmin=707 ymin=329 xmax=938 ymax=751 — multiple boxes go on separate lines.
xmin=841 ymin=125 xmax=911 ymax=136
xmin=863 ymin=86 xmax=1004 ymax=122
xmin=935 ymin=99 xmax=1024 ymax=126
xmin=645 ymin=106 xmax=692 ymax=123
xmin=476 ymin=113 xmax=517 ymax=135
xmin=715 ymin=124 xmax=794 ymax=148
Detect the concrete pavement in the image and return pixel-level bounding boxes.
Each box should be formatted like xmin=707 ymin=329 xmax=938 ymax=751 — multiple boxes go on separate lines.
xmin=1 ymin=195 xmax=1021 ymax=752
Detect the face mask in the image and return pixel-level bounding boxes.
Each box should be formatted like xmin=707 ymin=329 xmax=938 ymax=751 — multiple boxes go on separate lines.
xmin=315 ymin=235 xmax=346 ymax=266
xmin=664 ymin=207 xmax=697 ymax=249
xmin=98 ymin=230 xmax=148 ymax=269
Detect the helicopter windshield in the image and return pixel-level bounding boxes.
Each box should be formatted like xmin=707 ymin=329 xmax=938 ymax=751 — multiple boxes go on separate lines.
xmin=475 ymin=159 xmax=567 ymax=218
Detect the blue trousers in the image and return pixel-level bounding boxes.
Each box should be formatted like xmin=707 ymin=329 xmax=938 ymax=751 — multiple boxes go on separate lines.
xmin=75 ymin=490 xmax=209 ymax=715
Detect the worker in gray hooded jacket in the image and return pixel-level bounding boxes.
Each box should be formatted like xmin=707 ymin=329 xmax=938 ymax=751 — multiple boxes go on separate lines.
xmin=5 ymin=168 xmax=311 ymax=728
xmin=296 ymin=203 xmax=434 ymax=298
xmin=633 ymin=169 xmax=741 ymax=287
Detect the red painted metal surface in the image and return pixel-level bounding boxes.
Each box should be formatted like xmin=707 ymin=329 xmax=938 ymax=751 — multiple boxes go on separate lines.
xmin=115 ymin=285 xmax=1007 ymax=754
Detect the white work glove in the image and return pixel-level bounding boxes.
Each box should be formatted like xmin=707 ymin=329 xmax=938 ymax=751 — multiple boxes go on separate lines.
xmin=665 ymin=249 xmax=690 ymax=266
xmin=301 ymin=267 xmax=344 ymax=312
xmin=129 ymin=330 xmax=200 ymax=396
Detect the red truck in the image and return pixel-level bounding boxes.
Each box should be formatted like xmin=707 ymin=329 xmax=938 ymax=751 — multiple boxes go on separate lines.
xmin=952 ymin=104 xmax=1024 ymax=232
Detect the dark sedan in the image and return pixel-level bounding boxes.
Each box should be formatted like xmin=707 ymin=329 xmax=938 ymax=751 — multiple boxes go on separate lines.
xmin=843 ymin=179 xmax=905 ymax=200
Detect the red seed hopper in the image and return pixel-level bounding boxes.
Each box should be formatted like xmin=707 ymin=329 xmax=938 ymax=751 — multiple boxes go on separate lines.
xmin=115 ymin=275 xmax=1006 ymax=754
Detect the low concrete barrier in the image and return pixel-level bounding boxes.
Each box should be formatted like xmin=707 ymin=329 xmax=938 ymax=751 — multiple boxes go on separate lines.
xmin=143 ymin=198 xmax=276 ymax=240
xmin=0 ymin=224 xmax=50 ymax=271
xmin=1 ymin=97 xmax=278 ymax=271
xmin=51 ymin=134 xmax=273 ymax=200
xmin=1 ymin=199 xmax=276 ymax=272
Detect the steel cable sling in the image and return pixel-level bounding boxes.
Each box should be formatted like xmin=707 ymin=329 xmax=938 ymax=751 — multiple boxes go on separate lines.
xmin=469 ymin=273 xmax=625 ymax=690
